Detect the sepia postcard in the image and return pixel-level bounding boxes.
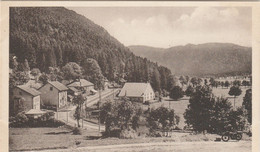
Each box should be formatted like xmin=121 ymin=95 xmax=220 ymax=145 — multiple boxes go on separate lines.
xmin=1 ymin=1 xmax=260 ymax=152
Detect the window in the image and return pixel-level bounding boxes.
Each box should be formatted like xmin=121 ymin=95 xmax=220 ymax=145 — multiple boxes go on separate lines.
xmin=19 ymin=91 xmax=22 ymax=95
xmin=50 ymin=87 xmax=53 ymax=91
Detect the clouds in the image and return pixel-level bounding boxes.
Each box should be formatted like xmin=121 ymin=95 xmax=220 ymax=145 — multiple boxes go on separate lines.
xmin=69 ymin=7 xmax=251 ymax=48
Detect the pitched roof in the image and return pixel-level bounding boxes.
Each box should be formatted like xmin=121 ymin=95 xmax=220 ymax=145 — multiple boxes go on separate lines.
xmin=118 ymin=82 xmax=153 ymax=97
xmin=17 ymin=85 xmax=41 ymax=96
xmin=25 ymin=80 xmax=43 ymax=89
xmin=67 ymin=79 xmax=94 ymax=87
xmin=48 ymin=81 xmax=68 ymax=91
xmin=68 ymin=86 xmax=80 ymax=92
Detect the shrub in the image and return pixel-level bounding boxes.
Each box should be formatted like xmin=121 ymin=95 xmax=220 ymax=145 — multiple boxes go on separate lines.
xmin=9 ymin=111 xmax=64 ymax=128
xmin=72 ymin=127 xmax=82 ymax=135
xmin=102 ymin=129 xmax=121 ymax=138
xmin=119 ymin=128 xmax=138 ymax=139
xmin=9 ymin=112 xmax=28 ymax=127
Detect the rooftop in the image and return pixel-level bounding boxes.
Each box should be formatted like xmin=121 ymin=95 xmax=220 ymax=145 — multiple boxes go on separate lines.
xmin=67 ymin=79 xmax=94 ymax=87
xmin=48 ymin=81 xmax=68 ymax=91
xmin=17 ymin=85 xmax=41 ymax=96
xmin=118 ymin=82 xmax=152 ymax=97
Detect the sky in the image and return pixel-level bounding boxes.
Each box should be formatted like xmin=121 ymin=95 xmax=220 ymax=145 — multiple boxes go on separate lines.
xmin=68 ymin=7 xmax=251 ymax=48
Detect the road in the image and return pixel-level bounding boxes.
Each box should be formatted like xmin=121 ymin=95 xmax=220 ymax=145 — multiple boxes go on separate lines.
xmin=37 ymin=141 xmax=251 ymax=152
xmin=55 ymin=88 xmax=119 ymax=131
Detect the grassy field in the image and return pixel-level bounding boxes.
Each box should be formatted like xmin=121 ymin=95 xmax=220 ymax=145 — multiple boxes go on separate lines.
xmin=212 ymin=87 xmax=250 ymax=107
xmin=148 ymin=86 xmax=251 ymax=129
xmin=9 ymin=127 xmax=251 ymax=151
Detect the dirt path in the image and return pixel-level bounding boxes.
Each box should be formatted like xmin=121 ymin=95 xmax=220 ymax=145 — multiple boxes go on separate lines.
xmin=37 ymin=141 xmax=251 ymax=152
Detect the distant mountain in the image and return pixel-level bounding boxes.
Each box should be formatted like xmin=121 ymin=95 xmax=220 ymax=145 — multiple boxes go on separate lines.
xmin=129 ymin=43 xmax=252 ymax=76
xmin=9 ymin=7 xmax=173 ymax=92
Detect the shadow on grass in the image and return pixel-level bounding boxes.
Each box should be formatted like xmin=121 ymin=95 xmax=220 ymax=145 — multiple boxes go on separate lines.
xmin=164 ymin=99 xmax=189 ymax=102
xmin=45 ymin=131 xmax=72 ymax=135
xmin=84 ymin=135 xmax=102 ymax=140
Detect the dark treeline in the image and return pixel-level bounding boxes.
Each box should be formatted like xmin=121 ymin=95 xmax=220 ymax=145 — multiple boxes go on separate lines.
xmin=10 ymin=7 xmax=172 ymax=92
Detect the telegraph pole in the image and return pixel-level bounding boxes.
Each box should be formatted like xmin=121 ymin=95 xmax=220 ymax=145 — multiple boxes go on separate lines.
xmin=98 ymin=89 xmax=101 ymax=132
xmin=85 ymin=98 xmax=87 ymax=130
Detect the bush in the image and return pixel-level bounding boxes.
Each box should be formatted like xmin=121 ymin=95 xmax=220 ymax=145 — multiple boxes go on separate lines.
xmin=72 ymin=127 xmax=82 ymax=135
xmin=119 ymin=128 xmax=138 ymax=139
xmin=102 ymin=129 xmax=121 ymax=138
xmin=9 ymin=112 xmax=29 ymax=127
xmin=9 ymin=111 xmax=64 ymax=128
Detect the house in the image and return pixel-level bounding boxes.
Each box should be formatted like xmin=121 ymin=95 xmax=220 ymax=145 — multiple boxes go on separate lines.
xmin=67 ymin=79 xmax=95 ymax=95
xmin=38 ymin=81 xmax=68 ymax=110
xmin=12 ymin=85 xmax=41 ymax=114
xmin=118 ymin=82 xmax=155 ymax=103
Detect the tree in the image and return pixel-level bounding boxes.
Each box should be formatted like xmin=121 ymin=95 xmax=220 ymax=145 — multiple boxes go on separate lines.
xmin=100 ymin=101 xmax=118 ymax=134
xmin=185 ymin=85 xmax=194 ymax=97
xmin=117 ymin=99 xmax=138 ymax=130
xmin=224 ymin=81 xmax=230 ymax=88
xmin=31 ymin=68 xmax=40 ymax=77
xmin=151 ymin=67 xmax=161 ymax=94
xmin=167 ymin=75 xmax=177 ymax=91
xmin=228 ymin=86 xmax=242 ymax=108
xmin=18 ymin=59 xmax=30 ymax=73
xmin=48 ymin=67 xmax=64 ymax=81
xmin=204 ymin=79 xmax=208 ymax=86
xmin=209 ymin=77 xmax=215 ymax=87
xmin=243 ymin=89 xmax=252 ymax=124
xmin=179 ymin=76 xmax=187 ymax=87
xmin=169 ymin=86 xmax=183 ymax=100
xmin=147 ymin=107 xmax=179 ymax=133
xmin=62 ymin=62 xmax=82 ymax=80
xmin=100 ymin=98 xmax=142 ymax=135
xmin=190 ymin=77 xmax=198 ymax=87
xmin=242 ymin=80 xmax=248 ymax=88
xmin=198 ymin=78 xmax=203 ymax=86
xmin=9 ymin=71 xmax=30 ymax=90
xmin=31 ymin=68 xmax=41 ymax=81
xmin=233 ymin=80 xmax=241 ymax=87
xmin=72 ymin=94 xmax=85 ymax=127
xmin=210 ymin=97 xmax=232 ymax=133
xmin=81 ymin=58 xmax=105 ymax=90
xmin=38 ymin=73 xmax=49 ymax=84
xmin=221 ymin=81 xmax=225 ymax=88
xmin=185 ymin=76 xmax=190 ymax=84
xmin=10 ymin=54 xmax=18 ymax=70
xmin=184 ymin=85 xmax=214 ymax=132
xmin=227 ymin=107 xmax=249 ymax=131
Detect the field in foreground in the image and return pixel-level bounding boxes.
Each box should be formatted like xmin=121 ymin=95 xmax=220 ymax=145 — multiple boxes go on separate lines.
xmin=9 ymin=127 xmax=251 ymax=151
xmin=41 ymin=141 xmax=252 ymax=152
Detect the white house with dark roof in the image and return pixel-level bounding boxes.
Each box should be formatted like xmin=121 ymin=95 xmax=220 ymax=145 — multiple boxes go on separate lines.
xmin=12 ymin=85 xmax=41 ymax=113
xmin=38 ymin=81 xmax=68 ymax=110
xmin=118 ymin=82 xmax=155 ymax=103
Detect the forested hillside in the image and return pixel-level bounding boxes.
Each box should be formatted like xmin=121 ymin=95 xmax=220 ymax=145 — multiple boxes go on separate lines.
xmin=9 ymin=7 xmax=173 ymax=92
xmin=129 ymin=43 xmax=252 ymax=76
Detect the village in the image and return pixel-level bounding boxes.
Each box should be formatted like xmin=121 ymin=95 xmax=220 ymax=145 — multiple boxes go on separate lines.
xmin=9 ymin=55 xmax=252 ymax=151
xmin=6 ymin=6 xmax=253 ymax=152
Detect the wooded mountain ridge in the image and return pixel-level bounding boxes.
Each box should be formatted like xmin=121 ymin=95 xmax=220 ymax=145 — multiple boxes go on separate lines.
xmin=10 ymin=7 xmax=173 ymax=92
xmin=129 ymin=43 xmax=252 ymax=76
